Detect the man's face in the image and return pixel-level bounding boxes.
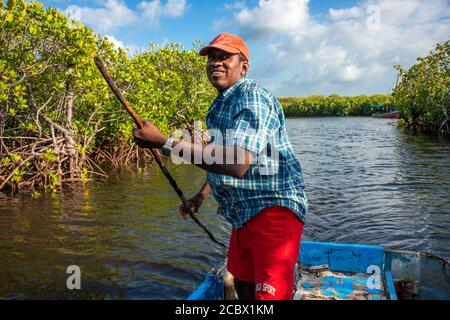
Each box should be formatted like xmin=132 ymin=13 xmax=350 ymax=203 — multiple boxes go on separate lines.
xmin=206 ymin=48 xmax=249 ymax=92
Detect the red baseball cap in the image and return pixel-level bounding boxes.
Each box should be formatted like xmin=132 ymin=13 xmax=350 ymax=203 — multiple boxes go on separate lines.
xmin=199 ymin=32 xmax=250 ymax=63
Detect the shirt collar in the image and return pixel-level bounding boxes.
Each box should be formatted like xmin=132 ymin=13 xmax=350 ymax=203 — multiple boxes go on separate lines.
xmin=218 ymin=77 xmax=247 ymax=100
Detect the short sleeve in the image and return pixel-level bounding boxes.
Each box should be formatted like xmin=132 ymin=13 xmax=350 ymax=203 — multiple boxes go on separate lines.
xmin=229 ymin=90 xmax=280 ymax=154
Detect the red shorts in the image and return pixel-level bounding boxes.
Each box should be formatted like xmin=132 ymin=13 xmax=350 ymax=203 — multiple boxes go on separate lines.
xmin=227 ymin=206 xmax=304 ymax=300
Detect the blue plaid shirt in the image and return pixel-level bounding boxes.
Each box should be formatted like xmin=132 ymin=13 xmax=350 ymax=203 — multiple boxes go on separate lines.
xmin=205 ymin=77 xmax=308 ymax=229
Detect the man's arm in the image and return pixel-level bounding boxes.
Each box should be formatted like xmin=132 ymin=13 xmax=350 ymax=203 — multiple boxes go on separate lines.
xmin=198 ymin=180 xmax=211 ymax=198
xmin=179 ymin=180 xmax=211 ymax=219
xmin=132 ymin=121 xmax=253 ymax=178
xmin=171 ymin=140 xmax=253 ymax=178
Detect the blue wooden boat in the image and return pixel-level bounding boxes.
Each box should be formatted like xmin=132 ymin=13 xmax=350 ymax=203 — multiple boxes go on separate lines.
xmin=188 ymin=241 xmax=450 ymax=300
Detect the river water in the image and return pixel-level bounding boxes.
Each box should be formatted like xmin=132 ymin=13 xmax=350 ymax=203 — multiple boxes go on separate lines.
xmin=1 ymin=117 xmax=449 ymax=299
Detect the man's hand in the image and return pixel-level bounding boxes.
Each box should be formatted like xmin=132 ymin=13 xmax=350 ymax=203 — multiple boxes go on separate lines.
xmin=179 ymin=193 xmax=205 ymax=220
xmin=132 ymin=120 xmax=167 ymax=149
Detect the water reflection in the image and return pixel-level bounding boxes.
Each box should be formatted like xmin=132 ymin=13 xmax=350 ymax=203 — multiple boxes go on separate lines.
xmin=290 ymin=117 xmax=450 ymax=260
xmin=0 ymin=166 xmax=228 ymax=299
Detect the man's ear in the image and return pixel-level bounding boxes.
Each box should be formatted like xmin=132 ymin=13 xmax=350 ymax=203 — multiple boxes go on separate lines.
xmin=241 ymin=61 xmax=249 ymax=76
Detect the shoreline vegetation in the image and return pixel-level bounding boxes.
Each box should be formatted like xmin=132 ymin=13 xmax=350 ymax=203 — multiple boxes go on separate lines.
xmin=0 ymin=0 xmax=449 ymax=197
xmin=279 ymin=95 xmax=392 ymax=117
xmin=0 ymin=0 xmax=215 ymax=196
xmin=392 ymin=40 xmax=449 ymax=136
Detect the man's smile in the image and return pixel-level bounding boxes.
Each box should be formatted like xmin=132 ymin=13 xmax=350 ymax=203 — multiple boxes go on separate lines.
xmin=211 ymin=69 xmax=226 ymax=77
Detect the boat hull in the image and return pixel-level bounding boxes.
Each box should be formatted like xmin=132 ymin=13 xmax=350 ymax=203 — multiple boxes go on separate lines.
xmin=188 ymin=241 xmax=450 ymax=300
xmin=371 ymin=111 xmax=401 ymax=119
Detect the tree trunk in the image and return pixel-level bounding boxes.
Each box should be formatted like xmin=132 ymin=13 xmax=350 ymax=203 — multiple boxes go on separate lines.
xmin=0 ymin=111 xmax=4 ymax=156
xmin=65 ymin=80 xmax=77 ymax=180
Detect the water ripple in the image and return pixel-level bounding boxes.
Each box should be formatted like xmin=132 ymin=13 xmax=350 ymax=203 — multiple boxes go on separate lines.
xmin=1 ymin=117 xmax=449 ymax=299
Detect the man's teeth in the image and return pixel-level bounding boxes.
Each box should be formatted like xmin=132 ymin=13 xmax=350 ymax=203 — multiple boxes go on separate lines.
xmin=212 ymin=71 xmax=224 ymax=75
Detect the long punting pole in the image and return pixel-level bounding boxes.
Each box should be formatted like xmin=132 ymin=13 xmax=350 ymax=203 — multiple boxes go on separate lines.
xmin=94 ymin=57 xmax=226 ymax=248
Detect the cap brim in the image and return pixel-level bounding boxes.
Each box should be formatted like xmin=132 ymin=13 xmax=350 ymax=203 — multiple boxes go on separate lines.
xmin=199 ymin=44 xmax=241 ymax=56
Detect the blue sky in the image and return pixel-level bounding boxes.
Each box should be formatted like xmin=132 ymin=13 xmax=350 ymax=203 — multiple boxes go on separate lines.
xmin=42 ymin=0 xmax=450 ymax=96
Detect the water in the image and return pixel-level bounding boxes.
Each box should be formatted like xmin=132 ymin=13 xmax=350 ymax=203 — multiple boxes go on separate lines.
xmin=294 ymin=117 xmax=450 ymax=257
xmin=1 ymin=117 xmax=449 ymax=299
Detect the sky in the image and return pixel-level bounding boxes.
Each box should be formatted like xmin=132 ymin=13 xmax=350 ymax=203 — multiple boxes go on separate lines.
xmin=41 ymin=0 xmax=450 ymax=96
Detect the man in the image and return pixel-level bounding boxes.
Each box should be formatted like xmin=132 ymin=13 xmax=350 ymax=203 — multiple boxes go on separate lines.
xmin=133 ymin=32 xmax=308 ymax=300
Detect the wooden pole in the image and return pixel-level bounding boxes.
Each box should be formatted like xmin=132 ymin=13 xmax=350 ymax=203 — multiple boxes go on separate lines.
xmin=94 ymin=57 xmax=226 ymax=248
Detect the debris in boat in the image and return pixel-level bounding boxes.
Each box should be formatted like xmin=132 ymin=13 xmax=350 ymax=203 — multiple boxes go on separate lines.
xmin=394 ymin=279 xmax=419 ymax=300
xmin=294 ymin=268 xmax=388 ymax=300
xmin=298 ymin=264 xmax=331 ymax=278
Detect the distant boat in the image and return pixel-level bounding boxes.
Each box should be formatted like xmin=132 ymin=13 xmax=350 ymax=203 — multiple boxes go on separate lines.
xmin=188 ymin=241 xmax=450 ymax=300
xmin=371 ymin=103 xmax=401 ymax=119
xmin=371 ymin=110 xmax=401 ymax=119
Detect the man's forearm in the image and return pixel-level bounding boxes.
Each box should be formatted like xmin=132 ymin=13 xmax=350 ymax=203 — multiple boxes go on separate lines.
xmin=198 ymin=181 xmax=211 ymax=198
xmin=171 ymin=140 xmax=252 ymax=178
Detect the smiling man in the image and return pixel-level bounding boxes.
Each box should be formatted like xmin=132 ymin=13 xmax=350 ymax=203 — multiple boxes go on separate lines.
xmin=133 ymin=32 xmax=308 ymax=300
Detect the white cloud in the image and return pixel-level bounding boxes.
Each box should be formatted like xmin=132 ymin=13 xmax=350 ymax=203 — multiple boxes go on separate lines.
xmin=105 ymin=34 xmax=125 ymax=50
xmin=233 ymin=0 xmax=310 ymax=38
xmin=341 ymin=64 xmax=363 ymax=82
xmin=139 ymin=0 xmax=162 ymax=23
xmin=165 ymin=0 xmax=188 ymax=17
xmin=221 ymin=0 xmax=450 ymax=96
xmin=77 ymin=0 xmax=138 ymax=32
xmin=139 ymin=0 xmax=187 ymax=23
xmin=104 ymin=35 xmax=148 ymax=55
xmin=69 ymin=0 xmax=187 ymax=32
xmin=329 ymin=7 xmax=361 ymax=21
